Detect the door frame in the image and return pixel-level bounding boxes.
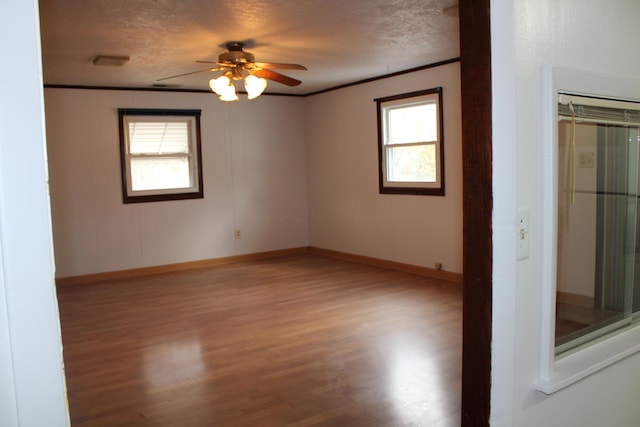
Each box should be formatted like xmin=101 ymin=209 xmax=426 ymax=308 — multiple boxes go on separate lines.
xmin=459 ymin=0 xmax=493 ymax=425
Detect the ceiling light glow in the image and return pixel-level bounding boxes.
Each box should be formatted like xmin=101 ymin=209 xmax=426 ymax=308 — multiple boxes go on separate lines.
xmin=244 ymin=75 xmax=267 ymax=100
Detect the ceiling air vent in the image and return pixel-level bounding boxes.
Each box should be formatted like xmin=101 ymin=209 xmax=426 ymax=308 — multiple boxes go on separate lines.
xmin=92 ymin=55 xmax=130 ymax=66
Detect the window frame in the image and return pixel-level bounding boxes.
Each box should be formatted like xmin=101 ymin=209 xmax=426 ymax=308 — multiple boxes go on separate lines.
xmin=535 ymin=65 xmax=640 ymax=395
xmin=118 ymin=108 xmax=204 ymax=204
xmin=375 ymin=87 xmax=445 ymax=196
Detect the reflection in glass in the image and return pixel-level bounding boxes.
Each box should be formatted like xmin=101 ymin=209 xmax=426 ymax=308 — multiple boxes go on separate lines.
xmin=556 ymin=95 xmax=640 ymax=353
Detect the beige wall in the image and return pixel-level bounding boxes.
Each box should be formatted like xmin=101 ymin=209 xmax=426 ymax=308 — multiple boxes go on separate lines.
xmin=306 ymin=62 xmax=462 ymax=273
xmin=557 ymin=122 xmax=598 ymax=298
xmin=45 ymin=62 xmax=462 ymax=278
xmin=45 ymin=89 xmax=309 ymax=278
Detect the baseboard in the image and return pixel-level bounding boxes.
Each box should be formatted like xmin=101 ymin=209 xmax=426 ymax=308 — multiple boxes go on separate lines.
xmin=556 ymin=291 xmax=595 ymax=308
xmin=56 ymin=247 xmax=311 ymax=287
xmin=309 ymin=247 xmax=463 ymax=283
xmin=56 ymin=246 xmax=463 ymax=287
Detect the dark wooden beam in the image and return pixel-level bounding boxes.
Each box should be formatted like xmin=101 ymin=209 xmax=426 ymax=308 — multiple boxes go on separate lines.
xmin=459 ymin=0 xmax=493 ymax=425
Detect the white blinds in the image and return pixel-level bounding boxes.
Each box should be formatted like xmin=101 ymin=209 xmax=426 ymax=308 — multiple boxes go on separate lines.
xmin=127 ymin=120 xmax=190 ymax=154
xmin=558 ymin=93 xmax=640 ymax=127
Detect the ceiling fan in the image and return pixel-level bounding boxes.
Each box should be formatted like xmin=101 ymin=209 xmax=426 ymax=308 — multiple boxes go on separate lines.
xmin=157 ymin=41 xmax=307 ymax=101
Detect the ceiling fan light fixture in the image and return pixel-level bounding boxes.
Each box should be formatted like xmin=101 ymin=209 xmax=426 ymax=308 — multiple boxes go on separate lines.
xmin=244 ymin=75 xmax=267 ymax=100
xmin=217 ymin=85 xmax=239 ymax=101
xmin=210 ymin=75 xmax=238 ymax=101
xmin=209 ymin=74 xmax=230 ymax=94
xmin=157 ymin=41 xmax=306 ymax=97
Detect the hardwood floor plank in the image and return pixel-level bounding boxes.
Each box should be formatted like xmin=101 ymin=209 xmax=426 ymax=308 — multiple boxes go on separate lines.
xmin=57 ymin=254 xmax=462 ymax=426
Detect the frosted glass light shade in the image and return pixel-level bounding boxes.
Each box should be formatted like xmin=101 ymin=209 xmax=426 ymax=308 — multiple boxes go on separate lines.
xmin=244 ymin=75 xmax=267 ymax=99
xmin=209 ymin=75 xmax=238 ymax=101
xmin=209 ymin=75 xmax=229 ymax=94
xmin=218 ymin=87 xmax=239 ymax=101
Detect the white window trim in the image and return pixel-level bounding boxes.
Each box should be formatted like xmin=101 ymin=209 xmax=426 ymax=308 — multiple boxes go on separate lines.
xmin=124 ymin=116 xmax=198 ymax=197
xmin=118 ymin=109 xmax=203 ymax=203
xmin=535 ymin=64 xmax=640 ymax=394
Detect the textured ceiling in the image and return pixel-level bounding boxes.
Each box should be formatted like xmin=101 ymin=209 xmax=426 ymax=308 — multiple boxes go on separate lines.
xmin=38 ymin=0 xmax=459 ymax=95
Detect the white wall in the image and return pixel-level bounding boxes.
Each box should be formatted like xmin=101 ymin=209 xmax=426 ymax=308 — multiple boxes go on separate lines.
xmin=0 ymin=1 xmax=69 ymax=426
xmin=306 ymin=62 xmax=463 ymax=273
xmin=45 ymin=89 xmax=309 ymax=278
xmin=491 ymin=0 xmax=640 ymax=425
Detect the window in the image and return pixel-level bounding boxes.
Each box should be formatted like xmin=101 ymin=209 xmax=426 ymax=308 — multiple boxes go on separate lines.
xmin=555 ymin=94 xmax=640 ymax=354
xmin=536 ymin=65 xmax=640 ymax=395
xmin=118 ymin=109 xmax=203 ymax=203
xmin=376 ymin=88 xmax=444 ymax=195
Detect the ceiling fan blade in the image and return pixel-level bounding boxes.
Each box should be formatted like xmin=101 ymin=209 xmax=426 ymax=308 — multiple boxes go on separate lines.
xmin=252 ymin=69 xmax=302 ymax=87
xmin=156 ymin=67 xmax=221 ymax=82
xmin=195 ymin=60 xmax=222 ymax=65
xmin=254 ymin=62 xmax=307 ymax=70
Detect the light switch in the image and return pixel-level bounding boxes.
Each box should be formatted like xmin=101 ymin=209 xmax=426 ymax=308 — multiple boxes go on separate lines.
xmin=517 ymin=208 xmax=530 ymax=260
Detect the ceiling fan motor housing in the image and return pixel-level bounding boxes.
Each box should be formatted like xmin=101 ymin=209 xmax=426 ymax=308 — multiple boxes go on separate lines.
xmin=219 ymin=42 xmax=255 ymax=65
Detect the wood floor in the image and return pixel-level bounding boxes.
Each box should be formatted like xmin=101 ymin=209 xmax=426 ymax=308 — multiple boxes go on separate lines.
xmin=57 ymin=254 xmax=462 ymax=426
xmin=555 ymin=302 xmax=621 ymax=346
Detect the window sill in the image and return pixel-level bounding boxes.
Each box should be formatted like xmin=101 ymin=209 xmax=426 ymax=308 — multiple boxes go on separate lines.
xmin=534 ymin=323 xmax=640 ymax=395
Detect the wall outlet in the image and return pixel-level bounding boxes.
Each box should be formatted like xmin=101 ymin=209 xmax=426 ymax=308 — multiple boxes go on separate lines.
xmin=578 ymin=151 xmax=595 ymax=168
xmin=234 ymin=229 xmax=241 ymax=239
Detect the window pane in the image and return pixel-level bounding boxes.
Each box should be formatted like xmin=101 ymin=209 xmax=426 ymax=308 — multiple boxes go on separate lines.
xmin=555 ymin=116 xmax=640 ymax=349
xmin=130 ymin=157 xmax=191 ymax=191
xmin=387 ymin=103 xmax=437 ymax=145
xmin=129 ymin=122 xmax=189 ymax=154
xmin=387 ymin=144 xmax=436 ymax=182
